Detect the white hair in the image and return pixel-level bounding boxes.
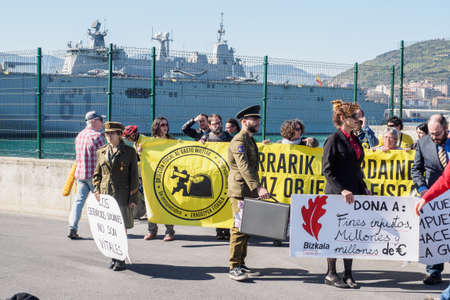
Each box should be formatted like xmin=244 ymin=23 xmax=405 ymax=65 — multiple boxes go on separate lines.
xmin=86 ymin=119 xmax=94 ymax=127
xmin=384 ymin=127 xmax=398 ymax=141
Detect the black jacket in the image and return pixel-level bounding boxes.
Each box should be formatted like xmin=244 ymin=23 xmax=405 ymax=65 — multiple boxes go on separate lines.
xmin=411 ymin=134 xmax=445 ymax=190
xmin=322 ymin=130 xmax=367 ymax=195
xmin=181 ymin=118 xmax=210 ymax=141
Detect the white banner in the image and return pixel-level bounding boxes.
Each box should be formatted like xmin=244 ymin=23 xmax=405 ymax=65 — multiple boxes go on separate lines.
xmin=419 ymin=190 xmax=450 ymax=265
xmin=290 ymin=194 xmax=419 ymax=261
xmin=86 ymin=194 xmax=129 ymax=261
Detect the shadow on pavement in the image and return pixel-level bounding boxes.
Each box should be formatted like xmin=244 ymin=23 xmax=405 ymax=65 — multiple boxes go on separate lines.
xmin=127 ymin=263 xmax=227 ymax=280
xmin=251 ymin=269 xmax=447 ymax=291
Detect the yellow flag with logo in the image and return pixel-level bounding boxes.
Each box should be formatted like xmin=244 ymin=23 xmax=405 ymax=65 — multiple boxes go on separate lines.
xmin=140 ymin=137 xmax=417 ymax=227
xmin=140 ymin=136 xmax=233 ymax=228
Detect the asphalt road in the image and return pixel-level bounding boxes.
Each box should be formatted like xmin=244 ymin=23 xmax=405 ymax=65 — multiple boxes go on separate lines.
xmin=0 ymin=211 xmax=447 ymax=300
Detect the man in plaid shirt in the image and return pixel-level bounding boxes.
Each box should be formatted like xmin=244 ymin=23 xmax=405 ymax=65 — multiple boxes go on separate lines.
xmin=68 ymin=111 xmax=106 ymax=239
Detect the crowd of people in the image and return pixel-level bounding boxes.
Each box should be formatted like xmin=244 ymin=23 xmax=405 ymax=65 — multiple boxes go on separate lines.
xmin=66 ymin=100 xmax=450 ymax=297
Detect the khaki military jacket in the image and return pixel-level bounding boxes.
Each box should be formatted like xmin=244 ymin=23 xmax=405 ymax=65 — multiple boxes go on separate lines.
xmin=93 ymin=141 xmax=139 ymax=207
xmin=227 ymin=129 xmax=260 ymax=199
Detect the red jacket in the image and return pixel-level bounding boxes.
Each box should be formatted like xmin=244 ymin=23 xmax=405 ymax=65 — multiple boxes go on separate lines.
xmin=423 ymin=164 xmax=450 ymax=203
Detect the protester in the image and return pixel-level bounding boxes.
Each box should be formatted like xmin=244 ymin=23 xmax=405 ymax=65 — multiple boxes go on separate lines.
xmin=372 ymin=127 xmax=402 ymax=151
xmin=225 ymin=118 xmax=240 ymax=136
xmin=416 ymin=163 xmax=450 ymax=299
xmin=67 ymin=111 xmax=105 ymax=239
xmin=200 ymin=114 xmax=232 ymax=240
xmin=181 ymin=113 xmax=210 ymax=140
xmin=322 ymin=100 xmax=369 ymax=289
xmin=278 ymin=119 xmax=318 ymax=147
xmin=144 ymin=117 xmax=176 ymax=241
xmin=377 ymin=116 xmax=413 ymax=149
xmin=271 ymin=119 xmax=318 ymax=247
xmin=412 ymin=122 xmax=428 ymax=150
xmin=354 ymin=109 xmax=378 ymax=149
xmin=123 ymin=125 xmax=146 ymax=220
xmin=228 ymin=105 xmax=270 ymax=281
xmin=412 ymin=114 xmax=449 ymax=285
xmin=93 ymin=121 xmax=139 ymax=271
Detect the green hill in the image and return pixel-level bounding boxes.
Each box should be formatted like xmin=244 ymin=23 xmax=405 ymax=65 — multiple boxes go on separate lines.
xmin=332 ymin=39 xmax=450 ymax=88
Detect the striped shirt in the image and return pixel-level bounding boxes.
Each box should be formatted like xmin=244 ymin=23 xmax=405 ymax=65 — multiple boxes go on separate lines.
xmin=75 ymin=127 xmax=105 ymax=180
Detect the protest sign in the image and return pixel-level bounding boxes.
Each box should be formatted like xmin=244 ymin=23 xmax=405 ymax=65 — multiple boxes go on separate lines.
xmin=419 ymin=190 xmax=450 ymax=265
xmin=290 ymin=194 xmax=419 ymax=261
xmin=86 ymin=194 xmax=129 ymax=261
xmin=139 ymin=137 xmax=416 ymax=227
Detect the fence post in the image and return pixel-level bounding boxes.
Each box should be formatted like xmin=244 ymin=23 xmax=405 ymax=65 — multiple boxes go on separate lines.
xmin=151 ymin=46 xmax=156 ymax=124
xmin=107 ymin=43 xmax=113 ymax=121
xmin=36 ymin=47 xmax=42 ymax=159
xmin=353 ymin=62 xmax=358 ymax=103
xmin=399 ymin=40 xmax=404 ymax=119
xmin=389 ymin=65 xmax=395 ymax=118
xmin=262 ymin=56 xmax=268 ymax=140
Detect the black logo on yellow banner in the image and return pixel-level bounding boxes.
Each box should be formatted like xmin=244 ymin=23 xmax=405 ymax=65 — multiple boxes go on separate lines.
xmin=153 ymin=145 xmax=229 ymax=220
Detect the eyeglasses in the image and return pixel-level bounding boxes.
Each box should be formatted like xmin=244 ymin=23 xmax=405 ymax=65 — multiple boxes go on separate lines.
xmin=349 ymin=113 xmax=359 ymax=120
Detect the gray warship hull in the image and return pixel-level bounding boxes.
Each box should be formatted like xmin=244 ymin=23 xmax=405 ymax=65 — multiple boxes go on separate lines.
xmin=0 ymin=72 xmax=386 ymax=137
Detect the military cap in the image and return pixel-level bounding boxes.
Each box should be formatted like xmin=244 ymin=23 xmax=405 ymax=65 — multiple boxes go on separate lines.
xmin=235 ymin=105 xmax=261 ymax=119
xmin=104 ymin=121 xmax=125 ymax=132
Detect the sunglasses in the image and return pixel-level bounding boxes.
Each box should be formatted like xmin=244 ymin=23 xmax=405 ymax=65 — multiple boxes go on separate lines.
xmin=160 ymin=123 xmax=168 ymax=127
xmin=294 ymin=127 xmax=302 ymax=131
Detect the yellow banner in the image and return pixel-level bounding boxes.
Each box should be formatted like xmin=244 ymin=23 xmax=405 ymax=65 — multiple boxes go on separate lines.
xmin=140 ymin=137 xmax=416 ymax=227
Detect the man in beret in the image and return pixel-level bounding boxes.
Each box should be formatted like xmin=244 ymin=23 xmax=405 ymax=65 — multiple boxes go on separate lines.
xmin=227 ymin=105 xmax=270 ymax=281
xmin=68 ymin=111 xmax=105 ymax=239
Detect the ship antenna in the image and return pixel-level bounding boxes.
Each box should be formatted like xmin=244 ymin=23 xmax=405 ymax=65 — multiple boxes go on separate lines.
xmin=217 ymin=12 xmax=225 ymax=43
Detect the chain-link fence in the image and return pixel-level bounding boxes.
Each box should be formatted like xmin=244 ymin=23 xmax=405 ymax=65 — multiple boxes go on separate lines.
xmin=1 ymin=42 xmax=422 ymax=159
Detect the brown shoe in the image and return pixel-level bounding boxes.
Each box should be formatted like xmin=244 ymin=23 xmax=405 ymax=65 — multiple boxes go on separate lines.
xmin=143 ymin=233 xmax=157 ymax=240
xmin=163 ymin=233 xmax=174 ymax=241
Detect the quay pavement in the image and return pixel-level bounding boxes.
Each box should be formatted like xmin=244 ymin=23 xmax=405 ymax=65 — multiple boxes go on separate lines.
xmin=0 ymin=211 xmax=446 ymax=300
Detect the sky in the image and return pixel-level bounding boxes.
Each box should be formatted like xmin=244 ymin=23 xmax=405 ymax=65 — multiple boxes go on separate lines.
xmin=2 ymin=0 xmax=450 ymax=64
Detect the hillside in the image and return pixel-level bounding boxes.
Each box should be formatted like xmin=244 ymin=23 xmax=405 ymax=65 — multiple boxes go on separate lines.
xmin=332 ymin=39 xmax=450 ymax=88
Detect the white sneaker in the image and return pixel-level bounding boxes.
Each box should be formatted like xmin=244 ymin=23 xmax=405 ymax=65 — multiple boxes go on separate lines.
xmin=229 ymin=267 xmax=248 ymax=281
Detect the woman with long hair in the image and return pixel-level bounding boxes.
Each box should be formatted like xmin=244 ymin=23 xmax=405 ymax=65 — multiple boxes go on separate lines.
xmin=322 ymin=100 xmax=369 ymax=288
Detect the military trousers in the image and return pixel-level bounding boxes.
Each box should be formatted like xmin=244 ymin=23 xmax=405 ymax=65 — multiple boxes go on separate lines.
xmin=229 ymin=197 xmax=250 ymax=270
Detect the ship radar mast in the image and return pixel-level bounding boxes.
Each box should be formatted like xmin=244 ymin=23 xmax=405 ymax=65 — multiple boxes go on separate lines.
xmin=152 ymin=32 xmax=173 ymax=60
xmin=87 ymin=20 xmax=107 ymax=49
xmin=217 ymin=12 xmax=226 ymax=43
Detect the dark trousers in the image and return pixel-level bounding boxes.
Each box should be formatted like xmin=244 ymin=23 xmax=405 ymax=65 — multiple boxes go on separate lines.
xmin=427 ymin=263 xmax=444 ymax=277
xmin=148 ymin=222 xmax=174 ymax=235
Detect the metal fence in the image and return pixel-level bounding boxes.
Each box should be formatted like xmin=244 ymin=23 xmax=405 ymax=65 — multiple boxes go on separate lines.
xmin=0 ymin=41 xmax=418 ymax=159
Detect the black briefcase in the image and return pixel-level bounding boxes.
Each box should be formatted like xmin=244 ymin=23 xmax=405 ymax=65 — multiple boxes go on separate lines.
xmin=240 ymin=198 xmax=290 ymax=240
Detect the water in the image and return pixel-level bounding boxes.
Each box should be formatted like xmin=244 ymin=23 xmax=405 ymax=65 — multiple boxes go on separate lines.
xmin=0 ymin=134 xmax=331 ymax=160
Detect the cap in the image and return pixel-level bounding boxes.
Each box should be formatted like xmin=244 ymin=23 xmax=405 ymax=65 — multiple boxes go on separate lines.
xmin=235 ymin=105 xmax=261 ymax=120
xmin=104 ymin=121 xmax=125 ymax=133
xmin=85 ymin=111 xmax=105 ymax=121
xmin=123 ymin=125 xmax=138 ymax=137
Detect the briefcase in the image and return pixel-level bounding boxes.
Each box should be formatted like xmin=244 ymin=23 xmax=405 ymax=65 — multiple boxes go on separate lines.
xmin=240 ymin=198 xmax=290 ymax=240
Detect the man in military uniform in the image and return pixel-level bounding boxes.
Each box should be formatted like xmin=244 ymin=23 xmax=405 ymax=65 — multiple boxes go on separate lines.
xmin=227 ymin=105 xmax=270 ymax=281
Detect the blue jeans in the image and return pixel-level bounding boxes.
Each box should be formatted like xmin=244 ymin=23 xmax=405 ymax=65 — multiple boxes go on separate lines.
xmin=441 ymin=285 xmax=450 ymax=300
xmin=68 ymin=179 xmax=94 ymax=232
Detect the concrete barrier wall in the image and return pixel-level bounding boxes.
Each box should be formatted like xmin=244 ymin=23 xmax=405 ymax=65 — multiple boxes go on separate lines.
xmin=0 ymin=157 xmax=76 ymax=217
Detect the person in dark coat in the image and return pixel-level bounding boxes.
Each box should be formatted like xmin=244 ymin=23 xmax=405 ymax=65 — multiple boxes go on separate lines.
xmin=93 ymin=121 xmax=139 ymax=271
xmin=322 ymin=100 xmax=369 ymax=289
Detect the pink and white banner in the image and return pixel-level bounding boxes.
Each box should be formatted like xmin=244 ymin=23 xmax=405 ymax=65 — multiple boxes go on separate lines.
xmin=290 ymin=194 xmax=419 ymax=261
